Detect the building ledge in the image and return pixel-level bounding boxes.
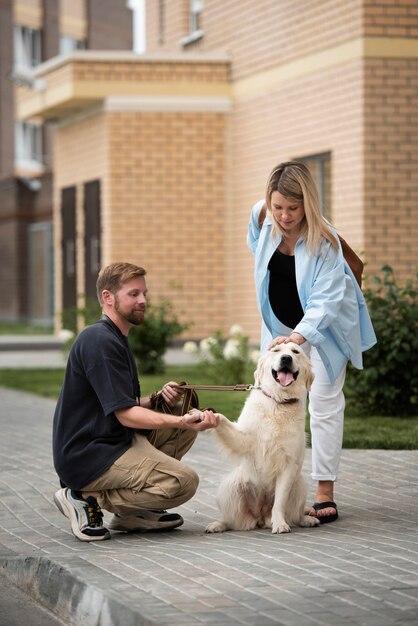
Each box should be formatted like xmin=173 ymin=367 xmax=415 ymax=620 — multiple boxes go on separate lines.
xmin=14 ymin=160 xmax=46 ymax=178
xmin=15 ymin=51 xmax=231 ymax=122
xmin=180 ymin=30 xmax=204 ymax=47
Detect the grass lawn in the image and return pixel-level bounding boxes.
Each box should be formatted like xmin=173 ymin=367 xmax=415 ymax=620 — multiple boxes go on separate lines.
xmin=0 ymin=322 xmax=53 ymax=335
xmin=1 ymin=365 xmax=417 ymax=449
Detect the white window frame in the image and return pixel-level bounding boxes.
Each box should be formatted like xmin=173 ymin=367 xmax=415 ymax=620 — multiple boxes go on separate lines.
xmin=59 ymin=35 xmax=86 ymax=54
xmin=298 ymin=152 xmax=331 ymax=219
xmin=180 ymin=0 xmax=204 ymax=46
xmin=13 ymin=25 xmax=42 ymax=71
xmin=14 ymin=122 xmax=44 ymax=172
xmin=190 ymin=0 xmax=203 ymax=33
xmin=158 ymin=0 xmax=165 ymax=44
xmin=59 ymin=36 xmax=86 ymax=55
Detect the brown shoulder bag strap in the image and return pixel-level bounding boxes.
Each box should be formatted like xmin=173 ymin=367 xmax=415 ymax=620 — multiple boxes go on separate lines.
xmin=338 ymin=236 xmax=364 ymax=288
xmin=258 ymin=204 xmax=267 ymax=228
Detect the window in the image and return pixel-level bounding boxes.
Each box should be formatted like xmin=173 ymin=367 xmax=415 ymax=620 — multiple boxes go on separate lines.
xmin=59 ymin=36 xmax=86 ymax=54
xmin=15 ymin=122 xmax=44 ymax=170
xmin=158 ymin=0 xmax=165 ymax=44
xmin=298 ymin=153 xmax=331 ymax=219
xmin=189 ymin=0 xmax=203 ymax=34
xmin=13 ymin=25 xmax=42 ymax=70
xmin=181 ymin=0 xmax=204 ymax=46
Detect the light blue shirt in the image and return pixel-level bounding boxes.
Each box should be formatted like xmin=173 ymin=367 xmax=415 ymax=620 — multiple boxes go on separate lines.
xmin=247 ymin=199 xmax=377 ymax=383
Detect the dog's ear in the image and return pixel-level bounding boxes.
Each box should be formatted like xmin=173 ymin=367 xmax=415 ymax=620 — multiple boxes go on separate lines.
xmin=254 ymin=353 xmax=267 ymax=387
xmin=306 ymin=365 xmax=315 ymax=392
xmin=253 ymin=367 xmax=259 ymax=386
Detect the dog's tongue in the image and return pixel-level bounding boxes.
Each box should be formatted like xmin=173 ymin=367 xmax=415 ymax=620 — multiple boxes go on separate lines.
xmin=277 ymin=370 xmax=295 ymax=386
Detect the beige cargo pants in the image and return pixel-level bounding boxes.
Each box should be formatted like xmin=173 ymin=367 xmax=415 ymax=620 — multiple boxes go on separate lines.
xmin=81 ymin=428 xmax=199 ymax=514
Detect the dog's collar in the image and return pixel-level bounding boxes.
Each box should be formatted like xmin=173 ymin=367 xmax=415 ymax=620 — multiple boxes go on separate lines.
xmin=261 ymin=389 xmax=299 ymax=404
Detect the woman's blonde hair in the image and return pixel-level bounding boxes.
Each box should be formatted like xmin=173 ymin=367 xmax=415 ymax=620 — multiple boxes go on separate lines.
xmin=265 ymin=161 xmax=338 ymax=253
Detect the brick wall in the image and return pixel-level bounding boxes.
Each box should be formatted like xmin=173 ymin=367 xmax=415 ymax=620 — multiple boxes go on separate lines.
xmin=15 ymin=1 xmax=418 ymax=340
xmin=70 ymin=58 xmax=229 ymax=84
xmin=0 ymin=0 xmax=13 ymax=178
xmin=106 ymin=109 xmax=228 ymax=337
xmin=363 ymin=0 xmax=418 ymax=36
xmin=59 ymin=0 xmax=87 ymax=39
xmin=364 ymin=56 xmax=418 ymax=279
xmin=88 ymin=0 xmax=133 ymax=50
xmin=227 ymin=59 xmax=365 ymax=338
xmin=42 ymin=0 xmax=59 ymax=59
xmin=146 ymin=0 xmax=364 ymax=78
xmin=53 ymin=104 xmax=228 ymax=338
xmin=146 ymin=0 xmax=188 ymax=50
xmin=145 ymin=0 xmax=418 ymax=344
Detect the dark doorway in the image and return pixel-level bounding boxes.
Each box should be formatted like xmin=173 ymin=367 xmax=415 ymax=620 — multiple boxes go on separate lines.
xmin=61 ymin=186 xmax=77 ymax=324
xmin=84 ymin=179 xmax=101 ymax=299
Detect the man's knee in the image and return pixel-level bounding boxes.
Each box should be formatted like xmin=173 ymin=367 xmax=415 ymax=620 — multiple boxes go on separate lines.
xmin=177 ymin=465 xmax=199 ymax=500
xmin=148 ymin=462 xmax=199 ymax=504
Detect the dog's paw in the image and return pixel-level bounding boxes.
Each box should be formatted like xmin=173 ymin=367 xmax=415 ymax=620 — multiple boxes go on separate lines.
xmin=272 ymin=522 xmax=291 ymax=534
xmin=214 ymin=414 xmax=229 ymax=428
xmin=299 ymin=515 xmax=320 ymax=527
xmin=205 ymin=521 xmax=228 ymax=533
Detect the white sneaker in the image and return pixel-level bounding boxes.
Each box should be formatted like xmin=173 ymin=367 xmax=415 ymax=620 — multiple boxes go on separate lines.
xmin=53 ymin=488 xmax=110 ymax=542
xmin=108 ymin=509 xmax=184 ymax=532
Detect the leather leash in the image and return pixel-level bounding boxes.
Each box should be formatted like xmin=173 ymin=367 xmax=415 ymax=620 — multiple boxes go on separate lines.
xmin=173 ymin=383 xmax=256 ymax=392
xmin=173 ymin=382 xmax=300 ymax=405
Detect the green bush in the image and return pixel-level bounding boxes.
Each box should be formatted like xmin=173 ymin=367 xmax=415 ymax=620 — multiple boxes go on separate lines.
xmin=61 ymin=297 xmax=187 ymax=375
xmin=345 ymin=265 xmax=418 ymax=417
xmin=61 ymin=297 xmax=101 ymax=336
xmin=128 ymin=299 xmax=188 ymax=374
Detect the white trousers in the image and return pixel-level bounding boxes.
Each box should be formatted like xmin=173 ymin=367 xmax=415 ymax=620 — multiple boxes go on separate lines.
xmin=307 ymin=346 xmax=346 ymax=482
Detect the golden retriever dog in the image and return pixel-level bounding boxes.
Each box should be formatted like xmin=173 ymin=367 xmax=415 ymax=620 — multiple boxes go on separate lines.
xmin=206 ymin=343 xmax=320 ymax=534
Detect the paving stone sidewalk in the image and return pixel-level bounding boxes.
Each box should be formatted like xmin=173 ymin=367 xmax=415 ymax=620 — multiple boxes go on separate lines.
xmin=0 ymin=386 xmax=417 ymax=626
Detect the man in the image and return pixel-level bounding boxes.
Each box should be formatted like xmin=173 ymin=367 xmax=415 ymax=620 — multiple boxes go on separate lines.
xmin=53 ymin=262 xmax=219 ymax=542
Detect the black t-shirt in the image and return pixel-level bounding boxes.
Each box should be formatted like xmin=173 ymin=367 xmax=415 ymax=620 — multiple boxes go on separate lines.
xmin=268 ymin=249 xmax=304 ymax=329
xmin=52 ymin=316 xmax=141 ymax=490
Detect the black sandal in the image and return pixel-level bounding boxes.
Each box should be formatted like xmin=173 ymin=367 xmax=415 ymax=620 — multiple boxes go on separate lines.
xmin=312 ymin=501 xmax=338 ymax=524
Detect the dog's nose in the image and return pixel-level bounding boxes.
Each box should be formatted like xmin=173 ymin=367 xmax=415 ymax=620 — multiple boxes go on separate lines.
xmin=280 ymin=355 xmax=293 ymax=368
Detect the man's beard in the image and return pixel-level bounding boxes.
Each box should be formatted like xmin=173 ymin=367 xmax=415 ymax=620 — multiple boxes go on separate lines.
xmin=114 ymin=298 xmax=145 ymax=326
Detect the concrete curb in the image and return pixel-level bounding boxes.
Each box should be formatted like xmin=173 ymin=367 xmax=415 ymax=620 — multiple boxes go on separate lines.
xmin=0 ymin=555 xmax=155 ymax=626
xmin=0 ymin=336 xmax=66 ymax=351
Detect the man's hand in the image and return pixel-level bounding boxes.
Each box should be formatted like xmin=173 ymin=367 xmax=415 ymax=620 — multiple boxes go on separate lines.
xmin=180 ymin=409 xmax=220 ymax=431
xmin=160 ymin=381 xmax=184 ymax=408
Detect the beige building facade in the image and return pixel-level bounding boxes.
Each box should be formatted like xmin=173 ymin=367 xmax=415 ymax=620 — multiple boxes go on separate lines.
xmin=16 ymin=0 xmax=418 ymax=343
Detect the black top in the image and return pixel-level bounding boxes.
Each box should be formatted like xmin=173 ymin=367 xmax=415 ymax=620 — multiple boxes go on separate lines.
xmin=268 ymin=249 xmax=304 ymax=329
xmin=52 ymin=316 xmax=140 ymax=490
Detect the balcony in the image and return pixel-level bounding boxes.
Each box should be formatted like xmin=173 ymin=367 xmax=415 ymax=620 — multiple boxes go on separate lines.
xmin=15 ymin=50 xmax=231 ymax=123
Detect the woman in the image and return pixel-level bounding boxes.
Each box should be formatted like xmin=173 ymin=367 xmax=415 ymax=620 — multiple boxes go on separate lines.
xmin=247 ymin=161 xmax=376 ymax=523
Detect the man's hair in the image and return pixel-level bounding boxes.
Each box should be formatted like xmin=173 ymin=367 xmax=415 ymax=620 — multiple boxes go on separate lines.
xmin=96 ymin=262 xmax=146 ymax=305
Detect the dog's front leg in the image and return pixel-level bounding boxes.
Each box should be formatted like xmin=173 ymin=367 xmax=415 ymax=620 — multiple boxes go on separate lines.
xmin=214 ymin=415 xmax=253 ymax=456
xmin=271 ymin=462 xmax=298 ymax=534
